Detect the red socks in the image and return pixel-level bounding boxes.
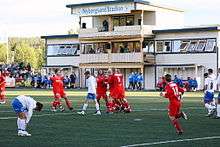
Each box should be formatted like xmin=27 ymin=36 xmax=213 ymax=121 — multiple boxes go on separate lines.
xmin=172 ymin=119 xmax=183 ymax=132
xmin=65 ymin=99 xmax=72 ymax=109
xmin=52 ymin=101 xmax=61 ymax=108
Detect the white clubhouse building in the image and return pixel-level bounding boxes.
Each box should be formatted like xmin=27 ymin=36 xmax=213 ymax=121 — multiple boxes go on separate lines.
xmin=42 ymin=0 xmax=220 ymax=90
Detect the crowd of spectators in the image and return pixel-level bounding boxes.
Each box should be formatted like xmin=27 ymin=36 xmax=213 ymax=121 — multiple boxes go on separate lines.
xmin=0 ymin=63 xmax=78 ymax=89
xmin=128 ymin=72 xmax=144 ymax=90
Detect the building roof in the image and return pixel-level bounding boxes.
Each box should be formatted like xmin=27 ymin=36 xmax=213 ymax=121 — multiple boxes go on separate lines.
xmin=153 ymin=26 xmax=220 ymax=34
xmin=66 ymin=0 xmax=182 ymax=12
xmin=41 ymin=34 xmax=78 ymax=39
xmin=66 ymin=0 xmax=149 ymax=8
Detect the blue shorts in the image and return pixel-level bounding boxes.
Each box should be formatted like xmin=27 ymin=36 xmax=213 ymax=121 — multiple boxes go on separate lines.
xmin=204 ymin=91 xmax=214 ymax=103
xmin=86 ymin=93 xmax=96 ymax=100
xmin=11 ymin=98 xmax=25 ymax=113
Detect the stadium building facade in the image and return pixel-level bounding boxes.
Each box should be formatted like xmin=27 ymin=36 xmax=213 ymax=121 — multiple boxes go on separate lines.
xmin=42 ymin=0 xmax=220 ymax=90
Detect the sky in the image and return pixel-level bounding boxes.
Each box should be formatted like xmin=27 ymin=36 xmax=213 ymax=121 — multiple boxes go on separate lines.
xmin=0 ymin=0 xmax=220 ymax=37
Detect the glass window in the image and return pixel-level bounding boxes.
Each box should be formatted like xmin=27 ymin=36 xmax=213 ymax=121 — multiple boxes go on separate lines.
xmin=47 ymin=45 xmax=79 ymax=56
xmin=126 ymin=16 xmax=134 ymax=26
xmin=134 ymin=42 xmax=141 ymax=52
xmin=196 ymin=40 xmax=206 ymax=52
xmin=120 ymin=16 xmax=126 ymax=26
xmin=205 ymin=39 xmax=216 ymax=51
xmin=187 ymin=41 xmax=198 ymax=52
xmin=156 ymin=41 xmax=164 ymax=52
xmin=113 ymin=17 xmax=120 ymax=27
xmin=180 ymin=41 xmax=189 ymax=52
xmin=173 ymin=40 xmax=181 ymax=52
xmin=164 ymin=41 xmax=171 ymax=52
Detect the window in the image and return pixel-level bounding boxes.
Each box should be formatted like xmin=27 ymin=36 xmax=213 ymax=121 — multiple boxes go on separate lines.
xmin=113 ymin=16 xmax=134 ymax=27
xmin=155 ymin=39 xmax=216 ymax=53
xmin=156 ymin=41 xmax=164 ymax=52
xmin=164 ymin=41 xmax=171 ymax=52
xmin=173 ymin=40 xmax=181 ymax=52
xmin=113 ymin=17 xmax=120 ymax=27
xmin=187 ymin=41 xmax=198 ymax=52
xmin=126 ymin=16 xmax=134 ymax=26
xmin=47 ymin=44 xmax=79 ymax=56
xmin=205 ymin=39 xmax=216 ymax=52
xmin=179 ymin=41 xmax=189 ymax=52
xmin=120 ymin=16 xmax=126 ymax=26
xmin=196 ymin=40 xmax=206 ymax=52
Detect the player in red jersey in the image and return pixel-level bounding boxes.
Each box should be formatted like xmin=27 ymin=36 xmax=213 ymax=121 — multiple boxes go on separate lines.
xmin=50 ymin=69 xmax=73 ymax=112
xmin=96 ymin=70 xmax=110 ymax=112
xmin=160 ymin=74 xmax=187 ymax=135
xmin=112 ymin=69 xmax=131 ymax=113
xmin=0 ymin=70 xmax=6 ymax=104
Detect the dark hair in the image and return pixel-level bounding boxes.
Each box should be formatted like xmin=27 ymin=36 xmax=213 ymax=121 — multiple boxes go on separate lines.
xmin=204 ymin=73 xmax=208 ymax=78
xmin=165 ymin=74 xmax=172 ymax=82
xmin=54 ymin=69 xmax=59 ymax=74
xmin=208 ymin=69 xmax=213 ymax=74
xmin=36 ymin=102 xmax=43 ymax=111
xmin=84 ymin=71 xmax=90 ymax=75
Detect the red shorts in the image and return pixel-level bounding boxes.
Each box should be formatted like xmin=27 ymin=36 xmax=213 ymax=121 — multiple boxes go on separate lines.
xmin=168 ymin=102 xmax=181 ymax=117
xmin=53 ymin=89 xmax=66 ymax=98
xmin=96 ymin=93 xmax=107 ymax=100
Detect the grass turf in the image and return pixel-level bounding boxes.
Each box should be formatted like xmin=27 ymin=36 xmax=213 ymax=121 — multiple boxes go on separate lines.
xmin=0 ymin=89 xmax=220 ymax=147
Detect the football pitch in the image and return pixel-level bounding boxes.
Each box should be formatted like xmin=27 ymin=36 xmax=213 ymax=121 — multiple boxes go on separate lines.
xmin=1 ymin=89 xmax=220 ymax=147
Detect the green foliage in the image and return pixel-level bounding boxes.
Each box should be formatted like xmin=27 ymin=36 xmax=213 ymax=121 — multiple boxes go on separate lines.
xmin=8 ymin=37 xmax=45 ymax=69
xmin=0 ymin=44 xmax=7 ymax=63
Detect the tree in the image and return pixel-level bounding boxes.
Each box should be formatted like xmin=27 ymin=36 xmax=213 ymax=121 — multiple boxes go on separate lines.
xmin=8 ymin=37 xmax=45 ymax=69
xmin=0 ymin=44 xmax=7 ymax=63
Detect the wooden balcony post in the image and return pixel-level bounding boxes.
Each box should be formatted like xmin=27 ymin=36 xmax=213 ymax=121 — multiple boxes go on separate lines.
xmin=108 ymin=16 xmax=113 ymax=31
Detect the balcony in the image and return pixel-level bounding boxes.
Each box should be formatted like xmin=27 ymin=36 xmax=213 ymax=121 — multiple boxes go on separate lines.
xmin=111 ymin=53 xmax=142 ymax=63
xmin=79 ymin=25 xmax=153 ymax=39
xmin=80 ymin=52 xmax=144 ymax=64
xmin=144 ymin=53 xmax=155 ymax=64
xmin=80 ymin=54 xmax=108 ymax=64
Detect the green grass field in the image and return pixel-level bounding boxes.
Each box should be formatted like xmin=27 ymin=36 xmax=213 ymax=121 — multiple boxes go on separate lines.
xmin=1 ymin=89 xmax=220 ymax=147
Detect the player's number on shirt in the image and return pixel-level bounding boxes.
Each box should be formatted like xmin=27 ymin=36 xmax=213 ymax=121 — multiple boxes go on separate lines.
xmin=117 ymin=77 xmax=121 ymax=83
xmin=172 ymin=87 xmax=180 ymax=100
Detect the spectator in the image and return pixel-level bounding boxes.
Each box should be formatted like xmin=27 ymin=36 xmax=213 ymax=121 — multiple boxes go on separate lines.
xmin=137 ymin=73 xmax=144 ymax=90
xmin=120 ymin=46 xmax=124 ymax=53
xmin=70 ymin=73 xmax=77 ymax=89
xmin=89 ymin=48 xmax=95 ymax=54
xmin=174 ymin=75 xmax=183 ymax=87
xmin=103 ymin=20 xmax=109 ymax=31
xmin=128 ymin=72 xmax=134 ymax=90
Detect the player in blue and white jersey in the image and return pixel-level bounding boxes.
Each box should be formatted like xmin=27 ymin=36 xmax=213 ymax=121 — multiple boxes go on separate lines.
xmin=77 ymin=71 xmax=101 ymax=115
xmin=11 ymin=95 xmax=43 ymax=136
xmin=203 ymin=71 xmax=216 ymax=117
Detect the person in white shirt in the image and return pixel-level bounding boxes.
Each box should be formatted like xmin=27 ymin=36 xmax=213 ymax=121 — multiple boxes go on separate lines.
xmin=77 ymin=71 xmax=101 ymax=115
xmin=215 ymin=68 xmax=220 ymax=119
xmin=203 ymin=71 xmax=216 ymax=117
xmin=11 ymin=95 xmax=43 ymax=136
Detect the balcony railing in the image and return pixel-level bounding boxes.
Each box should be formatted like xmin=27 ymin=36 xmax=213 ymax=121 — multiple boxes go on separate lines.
xmin=111 ymin=53 xmax=142 ymax=63
xmin=79 ymin=25 xmax=153 ymax=39
xmin=80 ymin=54 xmax=109 ymax=64
xmin=80 ymin=52 xmax=143 ymax=64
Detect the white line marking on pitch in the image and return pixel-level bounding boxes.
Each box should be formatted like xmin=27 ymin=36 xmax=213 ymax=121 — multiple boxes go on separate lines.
xmin=121 ymin=136 xmax=220 ymax=147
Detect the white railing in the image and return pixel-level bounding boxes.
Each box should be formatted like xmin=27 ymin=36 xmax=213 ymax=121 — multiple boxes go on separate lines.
xmin=79 ymin=25 xmax=153 ymax=38
xmin=111 ymin=53 xmax=142 ymax=63
xmin=80 ymin=54 xmax=109 ymax=63
xmin=80 ymin=53 xmax=143 ymax=63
